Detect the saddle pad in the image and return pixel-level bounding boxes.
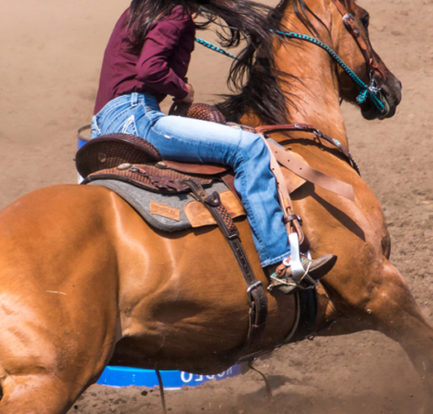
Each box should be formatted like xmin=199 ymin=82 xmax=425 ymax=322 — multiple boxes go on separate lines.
xmin=87 ymin=179 xmax=245 ymax=232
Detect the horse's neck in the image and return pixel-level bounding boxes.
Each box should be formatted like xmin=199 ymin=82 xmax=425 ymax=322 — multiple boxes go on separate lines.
xmin=271 ymin=7 xmax=349 ymax=147
xmin=277 ymin=48 xmax=346 ymax=134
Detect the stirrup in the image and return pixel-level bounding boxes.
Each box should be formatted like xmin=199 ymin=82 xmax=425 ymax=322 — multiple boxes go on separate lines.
xmin=268 ymin=258 xmax=316 ymax=294
xmin=268 ymin=254 xmax=337 ymax=294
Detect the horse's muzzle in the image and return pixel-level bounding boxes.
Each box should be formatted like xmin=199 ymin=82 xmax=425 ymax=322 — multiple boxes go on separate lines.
xmin=361 ymin=76 xmax=402 ymax=120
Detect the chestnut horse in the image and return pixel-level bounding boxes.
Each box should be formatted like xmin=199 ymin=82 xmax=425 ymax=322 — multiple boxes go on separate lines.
xmin=0 ymin=0 xmax=431 ymax=413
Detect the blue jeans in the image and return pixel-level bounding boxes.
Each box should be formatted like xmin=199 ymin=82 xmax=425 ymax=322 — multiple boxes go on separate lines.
xmin=92 ymin=92 xmax=290 ymax=267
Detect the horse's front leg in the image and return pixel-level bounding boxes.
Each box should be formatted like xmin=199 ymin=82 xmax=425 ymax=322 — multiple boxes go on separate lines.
xmin=317 ymin=260 xmax=433 ymax=413
xmin=364 ymin=262 xmax=433 ymax=414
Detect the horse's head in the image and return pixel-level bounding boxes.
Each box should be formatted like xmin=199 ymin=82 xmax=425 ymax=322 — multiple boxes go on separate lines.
xmin=219 ymin=0 xmax=403 ymax=126
xmin=329 ymin=0 xmax=402 ymax=119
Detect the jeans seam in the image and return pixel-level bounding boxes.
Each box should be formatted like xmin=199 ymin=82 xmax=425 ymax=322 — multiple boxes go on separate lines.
xmin=261 ymin=250 xmax=291 ymax=267
xmin=144 ymin=109 xmax=165 ymax=128
xmin=235 ymin=153 xmax=273 ymax=265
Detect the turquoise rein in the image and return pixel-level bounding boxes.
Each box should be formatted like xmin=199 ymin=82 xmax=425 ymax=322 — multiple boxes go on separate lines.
xmin=195 ymin=30 xmax=386 ymax=114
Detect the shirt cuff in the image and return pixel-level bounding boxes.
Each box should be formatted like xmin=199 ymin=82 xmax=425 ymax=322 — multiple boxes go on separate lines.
xmin=173 ymin=81 xmax=189 ymax=100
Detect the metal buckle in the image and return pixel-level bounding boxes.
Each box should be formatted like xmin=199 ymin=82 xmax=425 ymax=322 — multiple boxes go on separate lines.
xmin=205 ymin=191 xmax=221 ymax=207
xmin=247 ymin=281 xmax=263 ymax=294
xmin=343 ymin=13 xmax=355 ymax=25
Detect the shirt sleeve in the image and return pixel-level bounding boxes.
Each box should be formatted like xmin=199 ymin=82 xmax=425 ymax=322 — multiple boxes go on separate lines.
xmin=136 ymin=13 xmax=191 ymax=99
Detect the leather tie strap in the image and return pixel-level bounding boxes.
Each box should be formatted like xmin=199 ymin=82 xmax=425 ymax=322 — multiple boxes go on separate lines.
xmin=255 ymin=123 xmax=360 ymax=174
xmin=183 ymin=179 xmax=268 ymax=351
xmin=267 ymin=139 xmax=355 ymax=201
xmin=261 ymin=137 xmax=308 ymax=249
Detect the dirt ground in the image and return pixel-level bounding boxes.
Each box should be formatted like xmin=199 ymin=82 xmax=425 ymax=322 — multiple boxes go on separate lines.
xmin=1 ymin=0 xmax=432 ymax=413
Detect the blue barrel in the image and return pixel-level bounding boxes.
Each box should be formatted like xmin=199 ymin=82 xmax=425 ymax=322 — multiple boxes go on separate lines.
xmin=77 ymin=124 xmax=91 ymax=149
xmin=97 ymin=365 xmax=243 ymax=389
xmin=77 ymin=125 xmax=242 ymax=388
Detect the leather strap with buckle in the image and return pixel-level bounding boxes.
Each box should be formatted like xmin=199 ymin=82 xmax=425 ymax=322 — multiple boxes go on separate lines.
xmin=183 ymin=179 xmax=268 ymax=352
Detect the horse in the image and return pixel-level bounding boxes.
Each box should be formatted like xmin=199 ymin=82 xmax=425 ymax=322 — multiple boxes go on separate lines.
xmin=0 ymin=0 xmax=431 ymax=413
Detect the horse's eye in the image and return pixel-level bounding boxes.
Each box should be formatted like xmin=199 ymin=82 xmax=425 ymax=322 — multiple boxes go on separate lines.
xmin=361 ymin=14 xmax=370 ymax=29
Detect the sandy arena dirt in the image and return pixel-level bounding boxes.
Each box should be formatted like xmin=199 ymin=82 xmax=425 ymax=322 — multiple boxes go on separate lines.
xmin=1 ymin=0 xmax=432 ymax=413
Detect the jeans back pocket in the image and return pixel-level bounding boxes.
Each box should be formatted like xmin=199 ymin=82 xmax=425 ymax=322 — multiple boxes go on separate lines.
xmin=121 ymin=115 xmax=138 ymax=135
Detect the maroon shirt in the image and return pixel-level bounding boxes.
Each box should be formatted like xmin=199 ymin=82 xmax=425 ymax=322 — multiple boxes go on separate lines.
xmin=94 ymin=5 xmax=195 ymax=114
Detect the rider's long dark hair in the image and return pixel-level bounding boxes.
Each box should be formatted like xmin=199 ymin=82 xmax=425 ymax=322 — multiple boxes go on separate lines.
xmin=129 ymin=0 xmax=294 ymax=123
xmin=129 ymin=0 xmax=274 ymax=48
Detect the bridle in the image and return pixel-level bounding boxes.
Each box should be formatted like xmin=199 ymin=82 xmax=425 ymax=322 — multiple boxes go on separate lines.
xmin=331 ymin=0 xmax=388 ymax=110
xmin=270 ymin=0 xmax=386 ymax=114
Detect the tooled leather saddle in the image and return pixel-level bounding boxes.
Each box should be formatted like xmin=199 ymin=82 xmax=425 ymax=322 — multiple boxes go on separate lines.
xmin=77 ymin=103 xmax=230 ymax=190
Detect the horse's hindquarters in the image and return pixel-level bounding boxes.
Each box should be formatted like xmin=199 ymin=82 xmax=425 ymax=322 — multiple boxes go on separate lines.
xmin=0 ymin=185 xmax=122 ymax=411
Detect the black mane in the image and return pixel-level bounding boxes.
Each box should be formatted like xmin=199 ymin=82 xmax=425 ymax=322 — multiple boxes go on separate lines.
xmin=217 ymin=0 xmax=323 ymax=124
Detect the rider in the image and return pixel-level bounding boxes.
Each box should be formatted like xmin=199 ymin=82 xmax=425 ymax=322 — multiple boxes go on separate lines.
xmin=91 ymin=0 xmax=336 ymax=285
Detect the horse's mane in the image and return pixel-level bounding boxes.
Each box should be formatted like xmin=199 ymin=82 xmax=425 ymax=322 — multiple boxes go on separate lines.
xmin=217 ymin=0 xmax=324 ymax=124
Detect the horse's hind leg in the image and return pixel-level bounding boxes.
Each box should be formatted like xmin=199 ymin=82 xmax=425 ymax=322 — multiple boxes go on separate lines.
xmin=0 ymin=372 xmax=78 ymax=414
